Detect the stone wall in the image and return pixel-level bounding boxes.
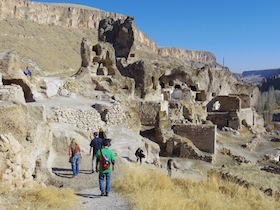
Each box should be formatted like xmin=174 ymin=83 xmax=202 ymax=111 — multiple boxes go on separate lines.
xmin=230 ymin=94 xmax=251 ymax=108
xmin=50 ymin=107 xmax=104 ymax=132
xmin=172 ymin=124 xmax=216 ymax=153
xmin=0 ymin=84 xmax=25 ymax=104
xmin=238 ymin=108 xmax=255 ymax=127
xmin=0 ymin=134 xmax=33 ymax=188
xmin=207 ymin=112 xmax=240 ymax=130
xmin=215 ymin=95 xmax=241 ymax=112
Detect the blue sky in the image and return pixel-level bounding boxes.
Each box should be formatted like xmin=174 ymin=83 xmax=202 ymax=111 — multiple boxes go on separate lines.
xmin=32 ymin=0 xmax=280 ymax=73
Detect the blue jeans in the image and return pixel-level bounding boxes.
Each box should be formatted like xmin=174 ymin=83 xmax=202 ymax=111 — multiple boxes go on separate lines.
xmin=71 ymin=154 xmax=81 ymax=175
xmin=99 ymin=172 xmax=112 ymax=193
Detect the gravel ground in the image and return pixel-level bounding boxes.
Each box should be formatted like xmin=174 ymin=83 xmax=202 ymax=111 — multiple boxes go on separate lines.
xmin=51 ymin=155 xmax=132 ymax=210
xmin=77 ymin=187 xmax=131 ymax=210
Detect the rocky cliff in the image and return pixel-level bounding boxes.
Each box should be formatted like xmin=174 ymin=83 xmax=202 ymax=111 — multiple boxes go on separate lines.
xmin=158 ymin=47 xmax=216 ymax=64
xmin=0 ymin=0 xmax=215 ymax=64
xmin=0 ymin=0 xmax=158 ymax=52
xmin=0 ymin=0 xmax=269 ymax=192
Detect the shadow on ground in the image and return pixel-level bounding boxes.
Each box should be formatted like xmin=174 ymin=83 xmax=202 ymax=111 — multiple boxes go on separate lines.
xmin=76 ymin=193 xmax=102 ymax=198
xmin=52 ymin=167 xmax=93 ymax=178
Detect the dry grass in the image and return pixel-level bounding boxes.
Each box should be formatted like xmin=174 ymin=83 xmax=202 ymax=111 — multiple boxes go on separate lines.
xmin=0 ymin=184 xmax=80 ymax=210
xmin=218 ymin=164 xmax=280 ymax=194
xmin=114 ymin=165 xmax=280 ymax=210
xmin=0 ymin=18 xmax=98 ymax=75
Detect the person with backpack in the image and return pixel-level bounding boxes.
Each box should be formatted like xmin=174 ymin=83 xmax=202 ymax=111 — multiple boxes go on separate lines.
xmin=96 ymin=139 xmax=115 ymax=196
xmin=89 ymin=132 xmax=103 ymax=173
xmin=98 ymin=128 xmax=107 ymax=140
xmin=68 ymin=139 xmax=82 ymax=177
xmin=135 ymin=148 xmax=145 ymax=164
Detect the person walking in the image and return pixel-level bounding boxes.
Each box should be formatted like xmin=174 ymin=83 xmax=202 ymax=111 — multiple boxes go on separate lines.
xmin=167 ymin=159 xmax=173 ymax=177
xmin=69 ymin=139 xmax=82 ymax=177
xmin=135 ymin=148 xmax=145 ymax=164
xmin=89 ymin=132 xmax=103 ymax=173
xmin=96 ymin=139 xmax=115 ymax=196
xmin=98 ymin=128 xmax=107 ymax=140
xmin=167 ymin=159 xmax=180 ymax=177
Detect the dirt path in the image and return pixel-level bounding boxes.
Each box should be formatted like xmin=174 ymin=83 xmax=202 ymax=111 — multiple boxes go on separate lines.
xmin=51 ymin=155 xmax=131 ymax=210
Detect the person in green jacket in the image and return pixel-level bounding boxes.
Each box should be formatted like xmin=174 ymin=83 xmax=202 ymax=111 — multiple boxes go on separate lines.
xmin=96 ymin=139 xmax=115 ymax=196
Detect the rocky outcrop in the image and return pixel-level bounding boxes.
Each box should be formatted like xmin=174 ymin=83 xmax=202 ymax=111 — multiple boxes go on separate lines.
xmin=0 ymin=0 xmax=219 ymax=64
xmin=0 ymin=0 xmax=157 ymax=53
xmin=0 ymin=98 xmax=53 ymax=188
xmin=0 ymin=51 xmax=34 ymax=102
xmin=118 ymin=61 xmax=164 ymax=98
xmin=0 ymin=84 xmax=25 ymax=104
xmin=158 ymin=47 xmax=216 ymax=64
xmin=0 ymin=134 xmax=33 ymax=188
xmin=0 ymin=0 xmax=123 ymax=29
xmin=99 ymin=16 xmax=135 ymax=59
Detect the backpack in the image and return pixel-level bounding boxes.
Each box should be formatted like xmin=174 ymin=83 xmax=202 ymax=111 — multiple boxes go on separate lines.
xmin=100 ymin=149 xmax=111 ymax=170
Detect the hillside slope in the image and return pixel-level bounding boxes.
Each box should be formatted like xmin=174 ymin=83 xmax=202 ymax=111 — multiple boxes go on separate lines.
xmin=0 ymin=18 xmax=98 ymax=75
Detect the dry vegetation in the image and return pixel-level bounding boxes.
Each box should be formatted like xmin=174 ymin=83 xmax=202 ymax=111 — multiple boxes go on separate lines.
xmin=217 ymin=164 xmax=280 ymax=194
xmin=0 ymin=184 xmax=80 ymax=210
xmin=0 ymin=18 xmax=98 ymax=76
xmin=114 ymin=165 xmax=280 ymax=210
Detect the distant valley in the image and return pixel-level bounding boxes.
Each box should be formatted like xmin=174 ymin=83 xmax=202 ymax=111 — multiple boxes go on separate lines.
xmin=241 ymin=68 xmax=280 ymax=85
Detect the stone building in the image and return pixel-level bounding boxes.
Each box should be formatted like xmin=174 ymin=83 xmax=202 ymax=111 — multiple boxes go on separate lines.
xmin=206 ymin=95 xmax=257 ymax=130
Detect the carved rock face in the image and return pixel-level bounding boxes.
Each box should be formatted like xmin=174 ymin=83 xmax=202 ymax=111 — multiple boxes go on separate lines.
xmin=0 ymin=51 xmax=34 ymax=102
xmin=98 ymin=16 xmax=134 ymax=59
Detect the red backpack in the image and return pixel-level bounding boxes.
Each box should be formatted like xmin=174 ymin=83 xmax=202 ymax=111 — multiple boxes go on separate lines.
xmin=100 ymin=149 xmax=111 ymax=170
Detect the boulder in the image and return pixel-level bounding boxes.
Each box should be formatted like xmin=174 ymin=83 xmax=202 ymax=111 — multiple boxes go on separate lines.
xmin=99 ymin=16 xmax=135 ymax=59
xmin=0 ymin=51 xmax=34 ymax=102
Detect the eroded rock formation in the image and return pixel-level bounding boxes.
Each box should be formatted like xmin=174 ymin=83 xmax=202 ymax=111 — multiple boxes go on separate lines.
xmin=0 ymin=0 xmax=271 ymax=191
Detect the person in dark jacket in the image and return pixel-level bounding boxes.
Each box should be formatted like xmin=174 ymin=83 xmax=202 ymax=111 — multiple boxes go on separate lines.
xmin=167 ymin=159 xmax=173 ymax=177
xmin=98 ymin=128 xmax=107 ymax=140
xmin=89 ymin=132 xmax=103 ymax=173
xmin=167 ymin=159 xmax=180 ymax=177
xmin=135 ymin=148 xmax=145 ymax=164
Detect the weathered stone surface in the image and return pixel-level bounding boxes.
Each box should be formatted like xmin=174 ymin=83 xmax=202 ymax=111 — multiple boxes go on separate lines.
xmin=136 ymin=101 xmax=161 ymax=126
xmin=0 ymin=102 xmax=28 ymax=142
xmin=0 ymin=85 xmax=25 ymax=104
xmin=50 ymin=107 xmax=103 ymax=132
xmin=99 ymin=16 xmax=135 ymax=59
xmin=27 ymin=104 xmax=46 ymax=122
xmin=81 ymin=37 xmax=94 ymax=69
xmin=119 ymin=61 xmax=164 ymax=98
xmin=158 ymin=47 xmax=216 ymax=64
xmin=0 ymin=103 xmax=53 ymax=188
xmin=0 ymin=0 xmax=157 ymax=53
xmin=0 ymin=134 xmax=32 ymax=188
xmin=0 ymin=0 xmax=275 ymax=193
xmin=0 ymin=51 xmax=34 ymax=102
xmin=173 ymin=124 xmax=216 ymax=154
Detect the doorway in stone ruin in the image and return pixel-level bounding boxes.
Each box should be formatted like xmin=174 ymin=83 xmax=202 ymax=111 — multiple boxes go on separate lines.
xmin=2 ymin=79 xmax=35 ymax=102
xmin=172 ymin=141 xmax=181 ymax=156
xmin=140 ymin=127 xmax=156 ymax=143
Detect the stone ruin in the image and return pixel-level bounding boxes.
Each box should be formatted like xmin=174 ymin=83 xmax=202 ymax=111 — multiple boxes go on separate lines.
xmin=87 ymin=17 xmax=262 ymax=161
xmin=206 ymin=95 xmax=260 ymax=130
xmin=0 ymin=4 xmax=270 ymax=189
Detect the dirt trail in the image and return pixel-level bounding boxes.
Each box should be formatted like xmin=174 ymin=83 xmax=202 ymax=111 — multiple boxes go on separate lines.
xmin=51 ymin=155 xmax=131 ymax=210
